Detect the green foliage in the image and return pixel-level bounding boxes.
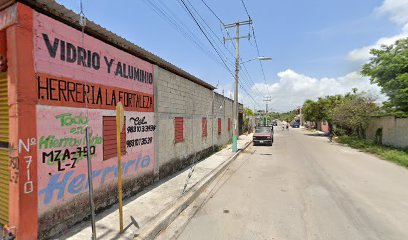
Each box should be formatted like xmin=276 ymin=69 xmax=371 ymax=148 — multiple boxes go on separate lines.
xmin=333 ymin=127 xmax=347 ymax=136
xmin=332 ymin=93 xmax=378 ymax=138
xmin=243 ymin=107 xmax=254 ymax=132
xmin=302 ymin=99 xmax=320 ymax=123
xmin=268 ymin=111 xmax=281 ymax=120
xmin=336 ymin=136 xmax=408 ymax=167
xmin=370 ymin=111 xmax=408 ymax=118
xmin=278 ymin=110 xmax=296 ymax=122
xmin=362 ymin=38 xmax=408 ymax=113
xmin=243 ymin=107 xmax=254 ymax=116
xmin=302 ymin=95 xmax=344 ymax=127
xmin=302 ymin=90 xmax=378 ymax=136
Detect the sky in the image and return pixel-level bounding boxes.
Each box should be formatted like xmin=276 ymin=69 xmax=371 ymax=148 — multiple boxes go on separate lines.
xmin=55 ymin=0 xmax=408 ymax=112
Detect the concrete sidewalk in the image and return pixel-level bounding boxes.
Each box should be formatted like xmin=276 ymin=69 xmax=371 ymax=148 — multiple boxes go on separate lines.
xmin=60 ymin=134 xmax=253 ymax=240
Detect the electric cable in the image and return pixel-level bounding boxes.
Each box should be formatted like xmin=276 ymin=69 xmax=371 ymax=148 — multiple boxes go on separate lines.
xmin=178 ymin=0 xmax=236 ymax=78
xmin=143 ymin=0 xmax=225 ymax=68
xmin=239 ymin=0 xmax=273 ymax=101
xmin=182 ymin=0 xmax=261 ymax=103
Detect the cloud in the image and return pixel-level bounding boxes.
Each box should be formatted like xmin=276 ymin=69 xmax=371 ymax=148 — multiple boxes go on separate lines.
xmin=348 ymin=32 xmax=408 ymax=61
xmin=377 ymin=0 xmax=408 ymax=25
xmin=249 ymin=69 xmax=385 ymax=112
xmin=223 ymin=1 xmax=396 ymax=112
xmin=348 ymin=0 xmax=408 ymax=61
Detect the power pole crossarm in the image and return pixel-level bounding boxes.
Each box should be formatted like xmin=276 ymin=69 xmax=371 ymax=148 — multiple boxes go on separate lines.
xmin=224 ymin=19 xmax=252 ymax=28
xmin=224 ymin=35 xmax=251 ymax=41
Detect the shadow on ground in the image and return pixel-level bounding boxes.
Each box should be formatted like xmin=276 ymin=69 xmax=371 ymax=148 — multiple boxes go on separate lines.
xmin=304 ymin=133 xmax=328 ymax=138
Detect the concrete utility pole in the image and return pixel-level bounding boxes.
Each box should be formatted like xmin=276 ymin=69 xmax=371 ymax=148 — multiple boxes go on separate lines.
xmin=224 ymin=19 xmax=252 ymax=152
xmin=263 ymin=96 xmax=271 ymax=113
xmin=263 ymin=96 xmax=271 ymax=126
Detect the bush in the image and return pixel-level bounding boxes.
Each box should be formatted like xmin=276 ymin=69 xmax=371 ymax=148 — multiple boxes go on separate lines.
xmin=333 ymin=127 xmax=347 ymax=136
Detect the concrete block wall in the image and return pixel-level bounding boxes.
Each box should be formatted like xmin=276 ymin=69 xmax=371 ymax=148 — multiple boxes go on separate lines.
xmin=213 ymin=92 xmax=234 ymax=144
xmin=155 ymin=67 xmax=236 ymax=177
xmin=366 ymin=116 xmax=408 ymax=149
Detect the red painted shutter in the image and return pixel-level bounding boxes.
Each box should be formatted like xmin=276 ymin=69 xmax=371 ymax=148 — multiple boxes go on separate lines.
xmin=202 ymin=117 xmax=207 ymax=137
xmin=175 ymin=117 xmax=184 ymax=143
xmin=103 ymin=116 xmax=126 ymax=160
xmin=218 ymin=118 xmax=221 ymax=135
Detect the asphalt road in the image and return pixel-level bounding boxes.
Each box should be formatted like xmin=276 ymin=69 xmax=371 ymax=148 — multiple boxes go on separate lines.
xmin=176 ymin=126 xmax=408 ymax=240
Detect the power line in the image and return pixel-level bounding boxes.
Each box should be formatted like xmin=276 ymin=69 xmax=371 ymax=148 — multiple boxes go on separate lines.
xmin=190 ymin=0 xmax=265 ymax=107
xmin=171 ymin=0 xmax=264 ymax=106
xmin=252 ymin=25 xmax=270 ymax=96
xmin=239 ymin=0 xmax=271 ymax=98
xmin=199 ymin=0 xmax=224 ymax=25
xmin=240 ymin=0 xmax=252 ymax=36
xmin=196 ymin=1 xmax=266 ymax=102
xmin=193 ymin=1 xmax=265 ymax=98
xmin=155 ymin=0 xmax=262 ymax=108
xmin=183 ymin=0 xmax=235 ymax=65
xmin=178 ymin=0 xmax=235 ymax=77
xmin=198 ymin=1 xmax=265 ymax=106
xmin=178 ymin=0 xmax=262 ymax=105
xmin=143 ymin=0 xmax=228 ymax=70
xmin=145 ymin=0 xmax=263 ymax=105
xmin=239 ymin=83 xmax=262 ymax=109
xmin=240 ymin=0 xmax=251 ymax=18
xmin=198 ymin=0 xmax=238 ymax=51
xmin=239 ymin=63 xmax=265 ymax=96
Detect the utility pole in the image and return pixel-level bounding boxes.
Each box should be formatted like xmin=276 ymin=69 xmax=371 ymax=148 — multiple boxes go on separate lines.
xmin=263 ymin=96 xmax=271 ymax=126
xmin=263 ymin=96 xmax=271 ymax=113
xmin=224 ymin=19 xmax=252 ymax=152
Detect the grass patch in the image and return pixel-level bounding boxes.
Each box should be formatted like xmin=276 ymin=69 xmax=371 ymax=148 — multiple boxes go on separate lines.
xmin=336 ymin=136 xmax=408 ymax=167
xmin=305 ymin=128 xmax=317 ymax=132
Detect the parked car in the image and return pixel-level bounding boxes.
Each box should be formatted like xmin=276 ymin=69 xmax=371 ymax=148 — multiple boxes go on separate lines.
xmin=272 ymin=121 xmax=278 ymax=126
xmin=291 ymin=121 xmax=300 ymax=128
xmin=253 ymin=126 xmax=273 ymax=146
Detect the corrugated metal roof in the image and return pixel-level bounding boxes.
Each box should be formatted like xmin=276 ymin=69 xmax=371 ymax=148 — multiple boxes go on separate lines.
xmin=1 ymin=0 xmax=216 ymax=90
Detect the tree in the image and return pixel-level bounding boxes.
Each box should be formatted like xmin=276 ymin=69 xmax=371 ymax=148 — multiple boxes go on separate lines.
xmin=302 ymin=97 xmax=340 ymax=129
xmin=268 ymin=111 xmax=280 ymax=120
xmin=302 ymin=99 xmax=320 ymax=128
xmin=332 ymin=93 xmax=378 ymax=138
xmin=320 ymin=94 xmax=344 ymax=127
xmin=301 ymin=90 xmax=379 ymax=136
xmin=243 ymin=107 xmax=254 ymax=117
xmin=362 ymin=38 xmax=408 ymax=113
xmin=279 ymin=110 xmax=296 ymax=123
xmin=243 ymin=108 xmax=254 ymax=132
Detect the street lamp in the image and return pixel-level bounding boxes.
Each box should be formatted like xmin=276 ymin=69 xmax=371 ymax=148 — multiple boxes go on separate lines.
xmin=232 ymin=56 xmax=272 ymax=153
xmin=240 ymin=57 xmax=272 ymax=65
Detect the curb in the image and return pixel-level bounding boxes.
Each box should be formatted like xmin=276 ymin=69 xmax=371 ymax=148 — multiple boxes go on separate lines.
xmin=135 ymin=139 xmax=253 ymax=240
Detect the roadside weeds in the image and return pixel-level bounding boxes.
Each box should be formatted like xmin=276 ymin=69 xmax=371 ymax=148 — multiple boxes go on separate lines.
xmin=335 ymin=136 xmax=408 ymax=167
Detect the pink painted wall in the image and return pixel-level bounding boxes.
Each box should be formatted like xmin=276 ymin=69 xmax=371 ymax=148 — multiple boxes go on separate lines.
xmin=36 ymin=106 xmax=155 ymax=215
xmin=33 ymin=12 xmax=154 ymax=94
xmin=33 ymin=12 xmax=155 ymax=219
xmin=318 ymin=121 xmax=330 ymax=132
